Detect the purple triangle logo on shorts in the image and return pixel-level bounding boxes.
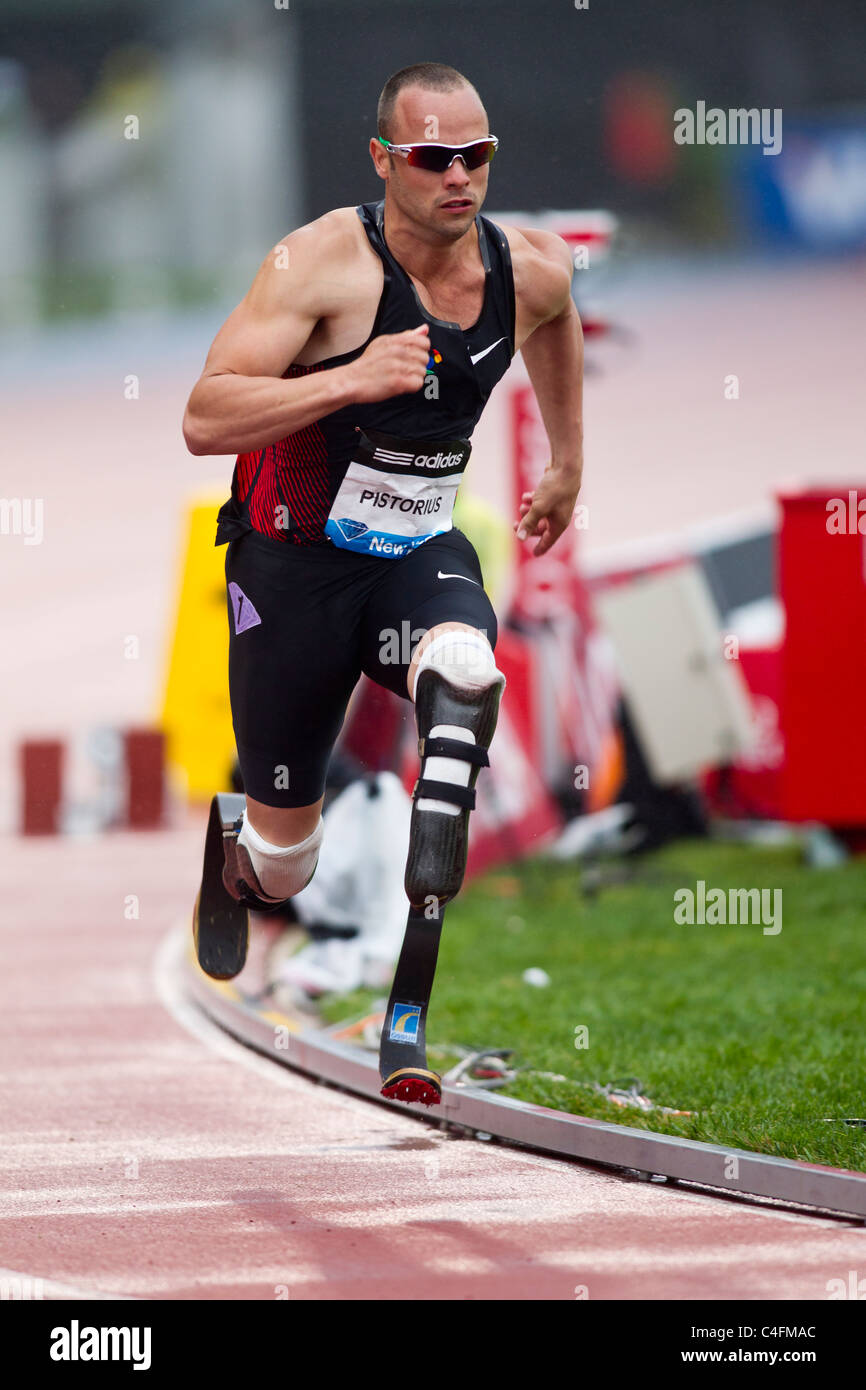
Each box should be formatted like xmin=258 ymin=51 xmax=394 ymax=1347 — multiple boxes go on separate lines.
xmin=228 ymin=582 xmax=262 ymax=634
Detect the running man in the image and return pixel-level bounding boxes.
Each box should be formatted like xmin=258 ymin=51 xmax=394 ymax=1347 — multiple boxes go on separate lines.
xmin=183 ymin=62 xmax=583 ymax=952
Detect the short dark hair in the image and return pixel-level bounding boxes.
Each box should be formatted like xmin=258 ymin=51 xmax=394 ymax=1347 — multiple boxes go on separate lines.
xmin=377 ymin=63 xmax=477 ymax=140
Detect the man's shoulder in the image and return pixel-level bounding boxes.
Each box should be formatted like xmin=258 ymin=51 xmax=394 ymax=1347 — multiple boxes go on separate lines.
xmin=276 ymin=205 xmax=370 ymax=265
xmin=253 ymin=205 xmax=379 ymax=315
xmin=495 ymin=221 xmax=574 ymax=322
xmin=496 ymin=220 xmax=574 ymax=277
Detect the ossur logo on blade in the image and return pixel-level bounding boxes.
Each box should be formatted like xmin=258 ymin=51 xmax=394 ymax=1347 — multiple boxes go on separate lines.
xmin=389 ymin=1003 xmax=421 ymax=1043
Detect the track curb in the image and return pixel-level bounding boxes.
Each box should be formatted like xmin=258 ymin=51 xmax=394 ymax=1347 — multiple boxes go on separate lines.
xmin=182 ymin=939 xmax=866 ymax=1220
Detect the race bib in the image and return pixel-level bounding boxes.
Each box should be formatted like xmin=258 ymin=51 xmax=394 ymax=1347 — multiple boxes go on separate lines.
xmin=325 ymin=427 xmax=471 ymax=558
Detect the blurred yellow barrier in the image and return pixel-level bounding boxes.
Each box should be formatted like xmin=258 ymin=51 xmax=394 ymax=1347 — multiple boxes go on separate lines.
xmin=160 ymin=494 xmax=234 ymax=801
xmin=452 ymin=490 xmax=514 ymax=611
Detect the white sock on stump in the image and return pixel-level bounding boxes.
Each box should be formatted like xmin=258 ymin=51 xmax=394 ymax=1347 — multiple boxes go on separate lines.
xmin=237 ymin=813 xmax=323 ymax=899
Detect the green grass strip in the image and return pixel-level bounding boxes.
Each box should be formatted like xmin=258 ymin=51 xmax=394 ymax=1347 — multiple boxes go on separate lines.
xmin=321 ymin=841 xmax=866 ymax=1172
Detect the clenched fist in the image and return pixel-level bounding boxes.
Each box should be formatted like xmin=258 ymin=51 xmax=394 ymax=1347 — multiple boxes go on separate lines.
xmin=345 ymin=324 xmax=431 ymax=403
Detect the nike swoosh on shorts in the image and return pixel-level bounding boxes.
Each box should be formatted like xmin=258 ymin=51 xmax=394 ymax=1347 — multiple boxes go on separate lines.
xmin=437 ymin=571 xmax=480 ymax=585
xmin=469 ymin=336 xmax=507 ymax=365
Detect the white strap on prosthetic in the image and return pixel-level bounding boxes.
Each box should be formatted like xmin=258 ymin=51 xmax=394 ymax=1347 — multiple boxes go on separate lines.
xmin=237 ymin=813 xmax=323 ymax=901
xmin=410 ymin=630 xmax=505 ymax=816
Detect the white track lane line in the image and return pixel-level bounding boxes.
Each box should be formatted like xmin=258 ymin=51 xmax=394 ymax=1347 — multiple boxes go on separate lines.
xmin=0 ymin=1265 xmax=136 ymax=1302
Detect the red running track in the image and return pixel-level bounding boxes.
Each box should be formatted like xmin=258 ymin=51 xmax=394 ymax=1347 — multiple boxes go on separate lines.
xmin=1 ymin=824 xmax=865 ymax=1301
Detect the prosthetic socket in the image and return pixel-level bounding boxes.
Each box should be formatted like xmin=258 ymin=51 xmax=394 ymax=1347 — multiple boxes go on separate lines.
xmin=405 ymin=631 xmax=505 ymax=909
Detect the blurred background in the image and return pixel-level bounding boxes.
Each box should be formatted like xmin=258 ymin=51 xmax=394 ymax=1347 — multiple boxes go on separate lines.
xmin=2 ymin=0 xmax=865 ymax=859
xmin=2 ymin=0 xmax=865 ymax=320
xmin=3 ymin=0 xmax=866 ymax=1184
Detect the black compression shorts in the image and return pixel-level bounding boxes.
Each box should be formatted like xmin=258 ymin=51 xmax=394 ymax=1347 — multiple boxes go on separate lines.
xmin=224 ymin=527 xmax=498 ymax=807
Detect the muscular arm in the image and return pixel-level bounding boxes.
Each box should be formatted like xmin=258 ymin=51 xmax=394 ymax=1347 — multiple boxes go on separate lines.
xmin=508 ymin=227 xmax=584 ymax=556
xmin=182 ymin=214 xmax=430 ymax=456
xmin=183 ymin=222 xmax=346 ymax=455
xmin=519 ymin=247 xmax=583 ymax=481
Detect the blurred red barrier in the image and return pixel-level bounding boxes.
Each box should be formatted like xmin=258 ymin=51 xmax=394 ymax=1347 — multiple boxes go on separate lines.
xmin=779 ymin=486 xmax=866 ymax=824
xmin=20 ymin=739 xmax=64 ymax=835
xmin=124 ymin=729 xmax=167 ymax=830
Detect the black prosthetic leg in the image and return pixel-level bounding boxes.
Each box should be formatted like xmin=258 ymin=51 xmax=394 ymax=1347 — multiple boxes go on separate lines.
xmin=193 ymin=793 xmax=250 ymax=980
xmin=378 ymin=904 xmax=445 ymax=1107
xmin=193 ymin=793 xmax=291 ymax=980
xmin=380 ymin=664 xmax=504 ymax=1105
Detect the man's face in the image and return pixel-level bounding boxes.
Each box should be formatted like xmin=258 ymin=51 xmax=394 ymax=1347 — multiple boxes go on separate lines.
xmin=373 ymin=84 xmax=492 ymax=242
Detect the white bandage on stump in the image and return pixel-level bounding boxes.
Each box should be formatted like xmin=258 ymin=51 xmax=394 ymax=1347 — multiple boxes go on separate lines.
xmin=237 ymin=813 xmax=323 ymax=899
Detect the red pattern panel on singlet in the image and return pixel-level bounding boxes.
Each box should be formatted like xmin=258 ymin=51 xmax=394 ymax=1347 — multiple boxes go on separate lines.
xmin=235 ymin=451 xmax=261 ymax=503
xmin=237 ymin=363 xmax=331 ymax=543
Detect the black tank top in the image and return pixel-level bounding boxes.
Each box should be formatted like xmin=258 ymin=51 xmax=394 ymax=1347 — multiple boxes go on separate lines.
xmin=215 ymin=199 xmax=516 ymax=550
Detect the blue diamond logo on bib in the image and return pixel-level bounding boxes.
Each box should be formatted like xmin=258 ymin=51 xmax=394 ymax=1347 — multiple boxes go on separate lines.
xmin=334 ymin=517 xmax=369 ymax=542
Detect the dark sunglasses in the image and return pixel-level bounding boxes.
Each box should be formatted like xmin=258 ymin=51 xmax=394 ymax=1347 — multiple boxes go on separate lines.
xmin=377 ymin=135 xmax=499 ymax=173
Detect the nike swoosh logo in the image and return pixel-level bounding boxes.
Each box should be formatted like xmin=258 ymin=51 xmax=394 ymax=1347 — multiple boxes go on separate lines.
xmin=469 ymin=336 xmax=507 ymax=365
xmin=438 ymin=570 xmax=479 ymax=585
